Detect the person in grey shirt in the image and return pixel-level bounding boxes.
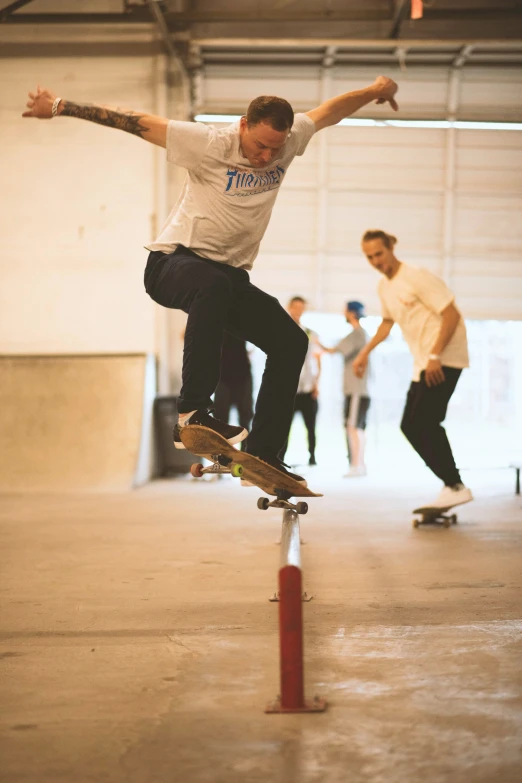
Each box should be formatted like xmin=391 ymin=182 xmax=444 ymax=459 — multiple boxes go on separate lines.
xmin=321 ymin=301 xmax=370 ymax=476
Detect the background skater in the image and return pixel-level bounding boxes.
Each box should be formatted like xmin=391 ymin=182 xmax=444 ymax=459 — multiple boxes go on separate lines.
xmin=353 ymin=230 xmax=473 ymax=509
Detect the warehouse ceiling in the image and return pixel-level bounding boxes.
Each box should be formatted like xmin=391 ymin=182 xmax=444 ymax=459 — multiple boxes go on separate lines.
xmin=1 ymin=0 xmax=522 ymax=68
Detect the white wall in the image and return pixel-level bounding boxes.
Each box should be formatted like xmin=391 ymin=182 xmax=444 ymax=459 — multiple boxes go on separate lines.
xmin=0 ymin=53 xmax=182 ymax=356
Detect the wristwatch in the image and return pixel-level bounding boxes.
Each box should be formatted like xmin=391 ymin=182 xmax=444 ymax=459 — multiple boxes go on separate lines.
xmin=428 ymin=353 xmax=441 ymax=361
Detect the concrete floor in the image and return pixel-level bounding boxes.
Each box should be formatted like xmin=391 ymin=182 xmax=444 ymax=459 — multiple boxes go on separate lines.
xmin=1 ymin=467 xmax=521 ymax=783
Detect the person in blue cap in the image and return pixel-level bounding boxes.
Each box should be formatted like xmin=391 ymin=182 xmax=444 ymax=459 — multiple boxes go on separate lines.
xmin=320 ymin=301 xmax=370 ymax=476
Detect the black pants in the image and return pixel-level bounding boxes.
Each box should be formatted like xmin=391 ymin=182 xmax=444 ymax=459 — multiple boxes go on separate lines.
xmin=279 ymin=392 xmax=318 ymax=462
xmin=144 ymin=247 xmax=308 ymax=459
xmin=400 ymin=367 xmax=462 ymax=486
xmin=214 ymin=376 xmax=254 ymax=434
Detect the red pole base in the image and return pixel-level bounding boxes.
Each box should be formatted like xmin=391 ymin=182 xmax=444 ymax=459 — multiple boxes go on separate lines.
xmin=278 ymin=565 xmax=304 ymax=709
xmin=267 ymin=565 xmax=326 ymax=714
xmin=265 ymin=696 xmax=327 ymax=714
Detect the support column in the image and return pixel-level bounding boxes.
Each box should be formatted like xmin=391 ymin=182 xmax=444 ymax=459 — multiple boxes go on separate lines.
xmin=314 ymin=47 xmax=336 ymax=310
xmin=441 ymin=47 xmax=473 ymax=285
xmin=153 ymin=53 xmax=170 ymax=395
xmin=441 ymin=67 xmax=460 ymax=285
xmin=266 ymin=509 xmax=326 ymax=714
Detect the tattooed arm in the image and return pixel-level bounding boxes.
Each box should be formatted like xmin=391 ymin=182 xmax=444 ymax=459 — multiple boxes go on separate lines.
xmin=23 ymin=86 xmax=168 ymax=148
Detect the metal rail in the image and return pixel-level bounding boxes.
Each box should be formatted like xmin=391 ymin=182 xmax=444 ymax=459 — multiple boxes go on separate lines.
xmin=279 ymin=508 xmax=301 ymax=568
xmin=265 ymin=508 xmax=326 ymax=714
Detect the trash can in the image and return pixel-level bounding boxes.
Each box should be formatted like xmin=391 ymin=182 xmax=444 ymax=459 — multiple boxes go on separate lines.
xmin=154 ymin=396 xmax=196 ymax=476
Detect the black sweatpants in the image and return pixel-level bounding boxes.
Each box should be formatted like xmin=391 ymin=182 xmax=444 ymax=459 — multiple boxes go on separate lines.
xmin=400 ymin=366 xmax=463 ymax=487
xmin=144 ymin=246 xmax=308 ymax=459
xmin=279 ymin=392 xmax=318 ymax=462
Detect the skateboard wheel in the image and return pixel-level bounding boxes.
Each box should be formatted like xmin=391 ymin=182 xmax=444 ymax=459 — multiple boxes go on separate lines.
xmin=412 ymin=518 xmax=419 ymax=528
xmin=231 ymin=463 xmax=243 ymax=478
xmin=257 ymin=497 xmax=270 ymax=511
xmin=443 ymin=517 xmax=451 ymax=528
xmin=451 ymin=514 xmax=457 ymax=524
xmin=190 ymin=463 xmax=204 ymax=478
xmin=296 ymin=502 xmax=308 ymax=515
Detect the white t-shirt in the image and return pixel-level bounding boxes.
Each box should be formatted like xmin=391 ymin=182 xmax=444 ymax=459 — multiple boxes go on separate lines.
xmin=297 ymin=327 xmax=320 ymax=394
xmin=146 ymin=114 xmax=316 ymax=270
xmin=378 ymin=263 xmax=469 ymax=381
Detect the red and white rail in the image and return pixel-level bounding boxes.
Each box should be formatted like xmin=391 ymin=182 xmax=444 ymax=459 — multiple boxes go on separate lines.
xmin=265 ymin=507 xmax=327 ymax=714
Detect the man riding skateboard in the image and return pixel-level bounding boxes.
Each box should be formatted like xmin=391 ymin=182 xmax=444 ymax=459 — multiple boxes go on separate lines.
xmin=23 ymin=78 xmax=398 ymax=487
xmin=353 ymin=230 xmax=473 ymax=511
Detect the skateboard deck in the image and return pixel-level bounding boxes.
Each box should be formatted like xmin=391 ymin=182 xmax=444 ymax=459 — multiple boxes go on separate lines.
xmin=179 ymin=425 xmax=322 ymax=499
xmin=412 ymin=505 xmax=458 ymax=528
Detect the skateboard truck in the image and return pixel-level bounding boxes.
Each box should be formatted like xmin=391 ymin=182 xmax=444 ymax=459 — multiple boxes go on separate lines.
xmin=412 ymin=511 xmax=458 ymax=528
xmin=190 ymin=454 xmax=243 ymax=479
xmin=257 ymin=489 xmax=309 ymax=516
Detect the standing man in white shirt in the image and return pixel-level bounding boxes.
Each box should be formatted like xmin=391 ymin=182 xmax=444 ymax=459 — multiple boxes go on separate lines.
xmin=353 ymin=230 xmax=473 ymax=509
xmin=280 ymin=297 xmax=321 ymax=467
xmin=23 ymin=77 xmax=398 ymax=487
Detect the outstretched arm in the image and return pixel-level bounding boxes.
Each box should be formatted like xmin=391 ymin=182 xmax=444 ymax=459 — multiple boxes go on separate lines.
xmin=23 ymin=86 xmax=168 ymax=148
xmin=318 ymin=342 xmax=337 ymax=354
xmin=306 ymin=75 xmax=398 ymax=132
xmin=352 ymin=318 xmax=394 ymax=378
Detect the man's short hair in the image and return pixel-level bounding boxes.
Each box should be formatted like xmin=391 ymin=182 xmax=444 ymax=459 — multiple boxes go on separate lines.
xmin=289 ymin=296 xmax=306 ymax=305
xmin=362 ymin=229 xmax=397 ymax=249
xmin=246 ymin=96 xmax=294 ymax=132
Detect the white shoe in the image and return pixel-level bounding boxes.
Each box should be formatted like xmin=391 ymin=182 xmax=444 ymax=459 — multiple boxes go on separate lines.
xmin=344 ymin=465 xmax=367 ymax=478
xmin=428 ymin=484 xmax=473 ymax=509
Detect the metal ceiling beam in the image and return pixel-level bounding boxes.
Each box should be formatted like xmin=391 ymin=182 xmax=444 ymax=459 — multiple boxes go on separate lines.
xmin=160 ymin=9 xmax=393 ymax=22
xmin=191 ymin=38 xmax=522 ymax=49
xmin=452 ymin=44 xmax=475 ymax=68
xmin=389 ymin=0 xmax=410 ymax=39
xmin=322 ymin=45 xmax=337 ymax=68
xmin=2 ymin=11 xmax=151 ymax=24
xmin=146 ymin=0 xmax=177 ymax=58
xmin=0 ymin=0 xmax=35 ymax=23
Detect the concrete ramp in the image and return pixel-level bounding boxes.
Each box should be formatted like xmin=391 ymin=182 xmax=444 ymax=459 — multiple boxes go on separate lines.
xmin=0 ymin=354 xmax=156 ymax=492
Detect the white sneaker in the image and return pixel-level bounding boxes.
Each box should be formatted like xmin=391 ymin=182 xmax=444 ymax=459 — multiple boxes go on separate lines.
xmin=344 ymin=465 xmax=367 ymax=478
xmin=428 ymin=484 xmax=473 ymax=509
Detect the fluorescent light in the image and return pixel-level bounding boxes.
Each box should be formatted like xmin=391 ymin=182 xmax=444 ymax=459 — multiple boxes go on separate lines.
xmin=339 ymin=118 xmax=522 ymax=130
xmin=337 ymin=118 xmax=380 ymax=127
xmin=194 ymin=114 xmax=522 ymax=131
xmin=452 ymin=121 xmax=522 ymax=130
xmin=194 ymin=114 xmax=240 ymax=123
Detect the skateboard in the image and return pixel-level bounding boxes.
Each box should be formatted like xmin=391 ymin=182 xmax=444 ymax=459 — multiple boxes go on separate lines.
xmin=179 ymin=425 xmax=322 ymax=515
xmin=412 ymin=505 xmax=458 ymax=528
